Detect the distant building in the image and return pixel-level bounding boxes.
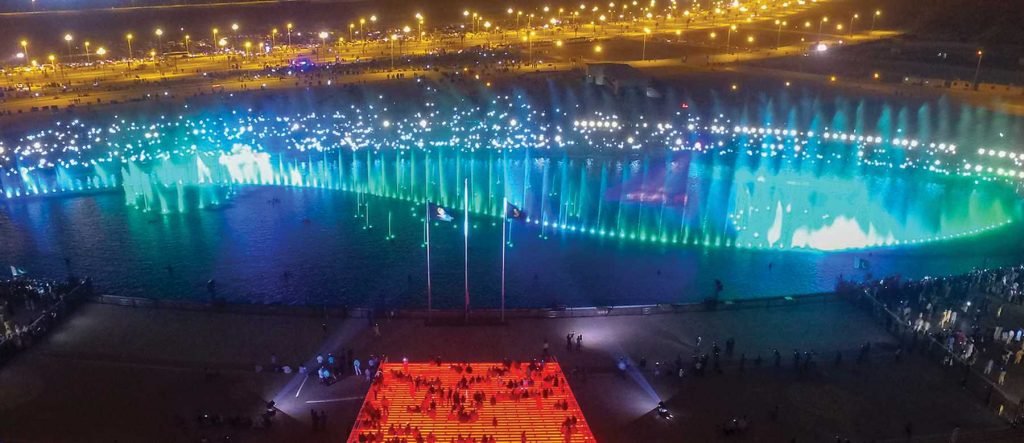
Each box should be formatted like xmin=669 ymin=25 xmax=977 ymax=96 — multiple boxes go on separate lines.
xmin=902 ymin=76 xmax=947 ymax=88
xmin=977 ymin=83 xmax=1024 ymax=96
xmin=585 ymin=63 xmax=659 ymax=96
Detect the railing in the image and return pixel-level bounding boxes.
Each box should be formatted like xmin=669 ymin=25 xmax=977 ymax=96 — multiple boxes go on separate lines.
xmin=846 ymin=288 xmax=1024 ymax=427
xmin=0 ymin=280 xmax=89 ymax=367
xmin=87 ymin=291 xmax=840 ymax=320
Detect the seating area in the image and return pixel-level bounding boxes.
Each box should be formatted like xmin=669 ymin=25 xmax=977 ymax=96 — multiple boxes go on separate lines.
xmin=347 ymin=360 xmax=596 ymax=443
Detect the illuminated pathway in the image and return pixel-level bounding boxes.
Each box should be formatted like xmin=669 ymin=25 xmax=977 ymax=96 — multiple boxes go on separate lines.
xmin=347 ymin=361 xmax=596 ymax=443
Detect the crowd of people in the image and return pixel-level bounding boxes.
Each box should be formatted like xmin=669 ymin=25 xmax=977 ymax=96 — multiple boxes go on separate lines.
xmin=351 ymin=357 xmax=591 ymax=443
xmin=838 ymin=263 xmax=1024 ymax=421
xmin=0 ymin=276 xmax=87 ymax=365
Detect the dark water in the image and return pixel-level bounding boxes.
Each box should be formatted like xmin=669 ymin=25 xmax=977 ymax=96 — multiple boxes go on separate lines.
xmin=2 ymin=185 xmax=1023 ymax=309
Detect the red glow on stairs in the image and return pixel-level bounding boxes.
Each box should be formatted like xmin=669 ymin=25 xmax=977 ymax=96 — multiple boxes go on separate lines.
xmin=347 ymin=361 xmax=597 ymax=443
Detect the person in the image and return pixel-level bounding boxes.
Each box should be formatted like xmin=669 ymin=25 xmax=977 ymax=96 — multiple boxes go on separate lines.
xmin=576 ymin=334 xmax=582 ymax=351
xmin=354 ymin=358 xmax=362 ymax=376
xmin=984 ymin=358 xmax=994 ymax=375
xmin=374 ymin=322 xmax=381 ymax=337
xmin=998 ymin=367 xmax=1008 ymax=386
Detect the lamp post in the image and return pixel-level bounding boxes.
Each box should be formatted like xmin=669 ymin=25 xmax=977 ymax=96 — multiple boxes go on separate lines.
xmin=726 ymin=24 xmax=736 ymax=53
xmin=271 ymin=28 xmax=277 ymax=51
xmin=184 ymin=35 xmax=191 ymax=56
xmin=218 ymin=37 xmax=227 ymax=67
xmin=155 ymin=28 xmax=163 ymax=55
xmin=20 ymin=40 xmax=28 ymax=66
xmin=848 ymin=13 xmax=859 ymax=37
xmin=126 ymin=33 xmax=133 ymax=70
xmin=388 ymin=34 xmax=397 ymax=70
xmin=528 ymin=30 xmax=535 ymax=66
xmin=64 ymin=34 xmax=73 ymax=58
xmin=231 ymin=23 xmax=239 ymax=50
xmin=972 ymin=50 xmax=983 ymax=91
xmin=415 ymin=13 xmax=423 ymax=41
xmin=642 ymin=26 xmax=651 ymax=60
xmin=817 ymin=16 xmax=828 ymax=41
xmin=348 ymin=23 xmax=354 ymax=43
xmin=870 ymin=10 xmax=881 ymax=32
xmin=318 ymin=31 xmax=328 ymax=62
xmin=286 ymin=23 xmax=293 ymax=48
xmin=401 ymin=26 xmax=410 ymax=57
xmin=84 ymin=41 xmax=90 ymax=63
xmin=774 ymin=19 xmax=786 ymax=49
xmin=211 ymin=28 xmax=218 ymax=55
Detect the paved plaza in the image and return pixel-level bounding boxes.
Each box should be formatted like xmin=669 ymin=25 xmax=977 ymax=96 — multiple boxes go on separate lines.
xmin=0 ymin=298 xmax=1016 ymax=442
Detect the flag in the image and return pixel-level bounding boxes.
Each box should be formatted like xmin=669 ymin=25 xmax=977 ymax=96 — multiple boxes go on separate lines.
xmin=505 ymin=202 xmax=526 ymax=221
xmin=10 ymin=266 xmax=26 ymax=277
xmin=428 ymin=202 xmax=454 ymax=222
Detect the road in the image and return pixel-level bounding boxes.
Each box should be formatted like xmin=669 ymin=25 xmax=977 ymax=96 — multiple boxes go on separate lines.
xmin=1 ymin=0 xmax=875 ymax=115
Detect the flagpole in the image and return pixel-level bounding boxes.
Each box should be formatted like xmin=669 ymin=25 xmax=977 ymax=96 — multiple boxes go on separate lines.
xmin=501 ymin=197 xmax=507 ymax=323
xmin=464 ymin=178 xmax=470 ymax=322
xmin=425 ymin=201 xmax=432 ymax=322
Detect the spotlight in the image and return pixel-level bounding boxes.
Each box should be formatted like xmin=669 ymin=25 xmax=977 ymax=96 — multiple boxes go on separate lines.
xmin=656 ymin=401 xmax=673 ymax=419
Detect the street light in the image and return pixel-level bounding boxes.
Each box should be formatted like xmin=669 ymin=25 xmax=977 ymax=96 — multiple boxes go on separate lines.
xmin=96 ymin=47 xmax=106 ymax=57
xmin=286 ymin=23 xmax=293 ymax=48
xmin=726 ymin=24 xmax=736 ymax=53
xmin=21 ymin=39 xmax=29 ymax=66
xmin=774 ymin=19 xmax=786 ymax=49
xmin=218 ymin=37 xmax=227 ymax=66
xmin=871 ymin=10 xmax=881 ymax=32
xmin=155 ymin=28 xmax=163 ymax=55
xmin=64 ymin=34 xmax=73 ymax=57
xmin=184 ymin=35 xmax=191 ymax=56
xmin=642 ymin=27 xmax=651 ymax=60
xmin=972 ymin=50 xmax=983 ymax=91
xmin=271 ymin=28 xmax=277 ymax=50
xmin=818 ymin=16 xmax=828 ymax=40
xmin=848 ymin=14 xmax=859 ymax=37
xmin=126 ymin=33 xmax=133 ymax=69
xmin=84 ymin=41 xmax=90 ymax=63
xmin=231 ymin=23 xmax=239 ymax=49
xmin=415 ymin=13 xmax=424 ymax=41
xmin=388 ymin=33 xmax=397 ymax=70
xmin=212 ymin=28 xmax=218 ymax=54
xmin=318 ymin=31 xmax=328 ymax=61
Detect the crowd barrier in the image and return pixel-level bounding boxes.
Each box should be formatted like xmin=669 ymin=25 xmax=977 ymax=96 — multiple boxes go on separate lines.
xmin=87 ymin=291 xmax=839 ymax=320
xmin=849 ymin=290 xmax=1023 ymax=426
xmin=0 ymin=282 xmax=89 ymax=367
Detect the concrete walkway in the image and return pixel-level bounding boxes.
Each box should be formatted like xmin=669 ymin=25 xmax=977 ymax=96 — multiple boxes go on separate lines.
xmin=0 ymin=298 xmax=1011 ymax=442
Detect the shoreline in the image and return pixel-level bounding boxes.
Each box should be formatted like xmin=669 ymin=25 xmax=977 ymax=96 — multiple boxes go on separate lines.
xmin=87 ymin=290 xmax=840 ymax=319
